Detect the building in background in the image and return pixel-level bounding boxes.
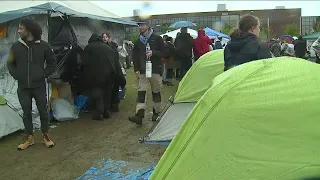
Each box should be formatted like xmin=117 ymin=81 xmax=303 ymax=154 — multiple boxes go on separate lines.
xmin=301 ymin=16 xmax=319 ymax=35
xmin=126 ymin=5 xmax=320 ymax=41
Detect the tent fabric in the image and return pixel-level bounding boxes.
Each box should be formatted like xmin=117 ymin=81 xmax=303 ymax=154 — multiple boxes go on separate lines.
xmin=0 ymin=105 xmax=24 ymax=139
xmin=143 ymin=102 xmax=196 ymax=143
xmin=0 ymin=11 xmax=128 ymax=138
xmin=174 ymin=49 xmax=224 ymax=103
xmin=150 ymin=57 xmax=320 ymax=180
xmin=142 ymin=50 xmax=224 ymax=145
xmin=204 ymin=27 xmax=230 ymax=39
xmin=0 ymin=96 xmax=6 ymax=105
xmin=303 ymin=32 xmax=320 ymax=40
xmin=0 ymin=1 xmax=137 ymax=25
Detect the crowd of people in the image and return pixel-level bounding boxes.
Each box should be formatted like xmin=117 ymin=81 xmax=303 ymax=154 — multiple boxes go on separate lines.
xmin=6 ymin=14 xmax=320 ymax=150
xmin=268 ymin=35 xmax=320 ymax=63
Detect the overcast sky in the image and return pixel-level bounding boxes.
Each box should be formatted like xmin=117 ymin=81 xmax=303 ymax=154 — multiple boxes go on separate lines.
xmin=92 ymin=1 xmax=320 ymax=17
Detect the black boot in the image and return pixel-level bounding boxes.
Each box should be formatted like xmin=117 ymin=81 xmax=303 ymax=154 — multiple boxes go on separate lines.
xmin=128 ymin=109 xmax=144 ymax=125
xmin=110 ymin=104 xmax=119 ymax=112
xmin=152 ymin=108 xmax=159 ymax=122
xmin=92 ymin=114 xmax=103 ymax=121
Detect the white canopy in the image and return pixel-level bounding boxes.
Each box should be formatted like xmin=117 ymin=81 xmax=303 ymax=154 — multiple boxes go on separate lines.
xmin=160 ymin=28 xmax=230 ymax=46
xmin=160 ymin=28 xmax=198 ymax=39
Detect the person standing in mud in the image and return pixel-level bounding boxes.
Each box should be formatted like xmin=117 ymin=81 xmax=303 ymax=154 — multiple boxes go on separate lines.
xmin=101 ymin=33 xmax=126 ymax=113
xmin=128 ymin=21 xmax=164 ymax=125
xmin=83 ymin=33 xmax=117 ymax=120
xmin=7 ymin=17 xmax=57 ymax=150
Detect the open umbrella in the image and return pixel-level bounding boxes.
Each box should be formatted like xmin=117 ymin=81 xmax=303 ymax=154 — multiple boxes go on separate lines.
xmin=169 ymin=21 xmax=197 ymax=29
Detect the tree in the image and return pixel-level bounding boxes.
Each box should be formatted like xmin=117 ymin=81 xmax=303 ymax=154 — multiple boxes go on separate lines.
xmin=260 ymin=27 xmax=274 ymax=40
xmin=160 ymin=24 xmax=170 ymax=33
xmin=221 ymin=23 xmax=234 ymax=35
xmin=283 ymin=23 xmax=299 ymax=36
xmin=128 ymin=32 xmax=139 ymax=42
xmin=313 ymin=17 xmax=320 ymax=32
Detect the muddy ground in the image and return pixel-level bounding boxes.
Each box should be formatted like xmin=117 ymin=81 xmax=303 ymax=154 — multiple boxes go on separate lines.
xmin=0 ymin=68 xmax=176 ymax=180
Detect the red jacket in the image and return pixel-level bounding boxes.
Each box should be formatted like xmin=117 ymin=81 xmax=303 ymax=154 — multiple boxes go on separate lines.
xmin=193 ymin=29 xmax=212 ymax=58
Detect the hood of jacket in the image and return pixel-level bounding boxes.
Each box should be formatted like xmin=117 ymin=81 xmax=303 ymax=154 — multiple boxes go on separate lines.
xmin=227 ymin=32 xmax=258 ymax=52
xmin=197 ymin=29 xmax=206 ymax=36
xmin=88 ymin=33 xmax=102 ymax=43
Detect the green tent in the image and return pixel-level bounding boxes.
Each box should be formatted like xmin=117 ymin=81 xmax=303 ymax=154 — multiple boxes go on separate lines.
xmin=150 ymin=57 xmax=320 ymax=179
xmin=141 ymin=50 xmax=224 ymax=145
xmin=0 ymin=96 xmax=6 ymax=105
xmin=303 ymin=32 xmax=320 ymax=40
xmin=174 ymin=49 xmax=224 ymax=103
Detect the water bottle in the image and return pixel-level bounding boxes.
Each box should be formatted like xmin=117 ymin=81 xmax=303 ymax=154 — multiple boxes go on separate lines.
xmin=145 ymin=43 xmax=152 ymax=78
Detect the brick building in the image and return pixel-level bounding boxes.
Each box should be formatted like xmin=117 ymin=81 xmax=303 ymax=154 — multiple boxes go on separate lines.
xmin=126 ymin=8 xmax=313 ymax=39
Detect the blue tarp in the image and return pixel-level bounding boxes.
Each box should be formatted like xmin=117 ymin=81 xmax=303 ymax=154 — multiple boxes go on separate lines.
xmin=77 ymin=159 xmax=155 ymax=180
xmin=0 ymin=2 xmax=137 ymax=25
xmin=204 ymin=27 xmax=230 ymax=39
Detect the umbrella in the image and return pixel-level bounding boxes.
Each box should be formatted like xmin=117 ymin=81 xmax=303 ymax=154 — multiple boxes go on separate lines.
xmin=169 ymin=21 xmax=197 ymax=29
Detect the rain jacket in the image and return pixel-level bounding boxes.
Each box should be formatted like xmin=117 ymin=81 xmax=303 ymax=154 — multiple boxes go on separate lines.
xmin=193 ymin=29 xmax=212 ymax=58
xmin=132 ymin=29 xmax=164 ymax=75
xmin=7 ymin=38 xmax=56 ymax=88
xmin=224 ymin=32 xmax=272 ymax=71
xmin=82 ymin=33 xmax=116 ymax=87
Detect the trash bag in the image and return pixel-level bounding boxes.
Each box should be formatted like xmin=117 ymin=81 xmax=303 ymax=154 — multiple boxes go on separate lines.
xmin=74 ymin=95 xmax=88 ymax=111
xmin=51 ymin=98 xmax=79 ymax=121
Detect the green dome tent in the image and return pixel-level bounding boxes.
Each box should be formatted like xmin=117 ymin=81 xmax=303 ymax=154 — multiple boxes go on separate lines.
xmin=150 ymin=58 xmax=320 ymax=179
xmin=141 ymin=50 xmax=224 ymax=145
xmin=174 ymin=49 xmax=224 ymax=103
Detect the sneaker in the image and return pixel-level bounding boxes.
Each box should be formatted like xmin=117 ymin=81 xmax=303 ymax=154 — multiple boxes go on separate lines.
xmin=128 ymin=116 xmax=143 ymax=126
xmin=43 ymin=134 xmax=54 ymax=148
xmin=18 ymin=134 xmax=34 ymax=150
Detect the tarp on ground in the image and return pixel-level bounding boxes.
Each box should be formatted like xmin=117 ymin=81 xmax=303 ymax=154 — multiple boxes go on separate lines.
xmin=150 ymin=57 xmax=320 ymax=180
xmin=142 ymin=50 xmax=224 ymax=145
xmin=174 ymin=49 xmax=224 ymax=103
xmin=77 ymin=159 xmax=155 ymax=180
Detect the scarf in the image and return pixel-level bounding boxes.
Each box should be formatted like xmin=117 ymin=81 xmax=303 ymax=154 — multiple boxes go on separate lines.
xmin=139 ymin=28 xmax=153 ymax=45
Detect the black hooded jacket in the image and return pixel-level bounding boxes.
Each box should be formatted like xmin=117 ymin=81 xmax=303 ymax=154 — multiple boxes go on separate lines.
xmin=224 ymin=32 xmax=272 ymax=71
xmin=82 ymin=33 xmax=116 ymax=87
xmin=294 ymin=39 xmax=307 ymax=58
xmin=7 ymin=38 xmax=56 ymax=88
xmin=174 ymin=33 xmax=194 ymax=57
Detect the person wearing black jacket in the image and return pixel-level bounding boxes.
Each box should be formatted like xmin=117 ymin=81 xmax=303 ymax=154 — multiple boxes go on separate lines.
xmin=174 ymin=27 xmax=194 ymax=78
xmin=128 ymin=22 xmax=165 ymax=125
xmin=7 ymin=17 xmax=57 ymax=150
xmin=294 ymin=36 xmax=307 ymax=58
xmin=224 ymin=14 xmax=272 ymax=71
xmin=102 ymin=33 xmax=126 ymax=112
xmin=82 ymin=33 xmax=117 ymax=120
